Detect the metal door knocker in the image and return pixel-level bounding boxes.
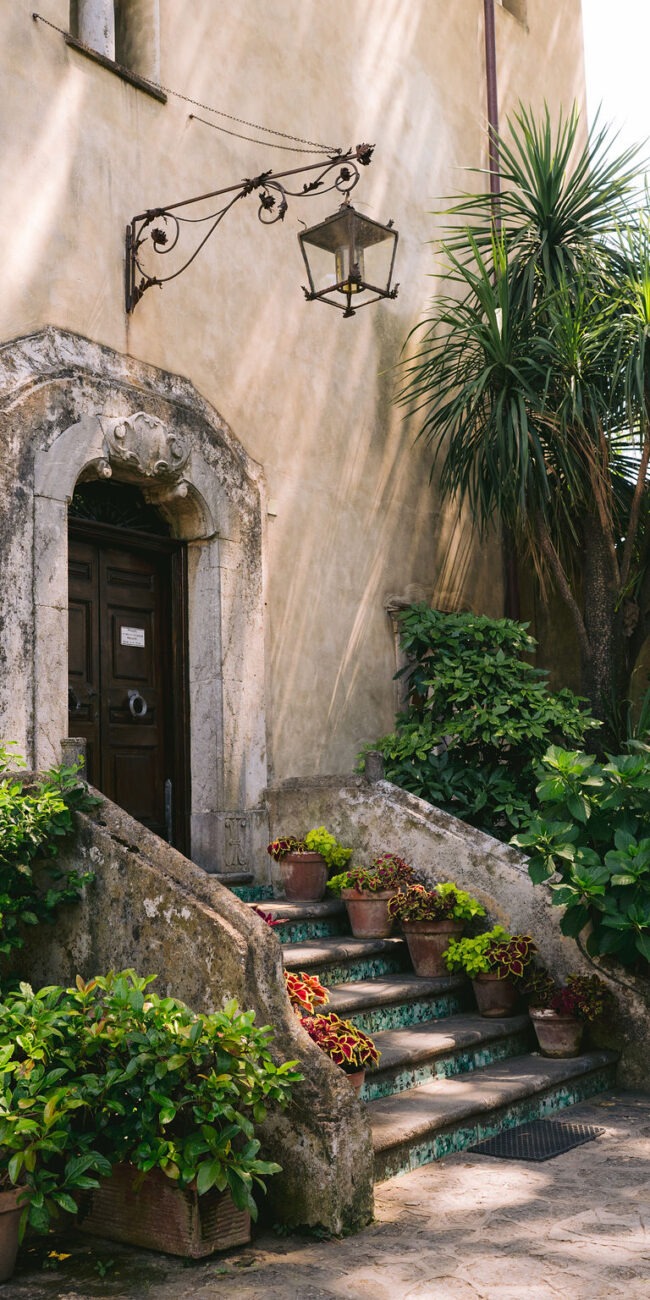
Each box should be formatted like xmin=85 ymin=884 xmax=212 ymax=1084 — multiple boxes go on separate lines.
xmin=127 ymin=689 xmax=148 ymax=718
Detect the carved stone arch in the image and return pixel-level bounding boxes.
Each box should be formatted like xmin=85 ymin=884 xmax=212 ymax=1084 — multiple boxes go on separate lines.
xmin=34 ymin=412 xmax=217 ymax=542
xmin=0 ymin=328 xmax=268 ymax=873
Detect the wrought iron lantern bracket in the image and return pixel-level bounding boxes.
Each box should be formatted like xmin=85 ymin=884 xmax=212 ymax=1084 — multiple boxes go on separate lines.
xmin=125 ymin=143 xmax=398 ymax=316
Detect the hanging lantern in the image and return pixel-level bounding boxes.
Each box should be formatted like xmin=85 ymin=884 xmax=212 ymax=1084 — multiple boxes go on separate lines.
xmin=299 ymin=200 xmax=399 ymax=317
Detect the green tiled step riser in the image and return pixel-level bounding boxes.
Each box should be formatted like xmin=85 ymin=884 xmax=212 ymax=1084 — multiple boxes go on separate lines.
xmin=362 ymin=1028 xmax=533 ymax=1102
xmin=231 ymin=885 xmax=275 ymax=902
xmin=347 ymin=989 xmax=472 ymax=1035
xmin=275 ymin=917 xmax=350 ymax=944
xmin=294 ymin=952 xmax=411 ymax=986
xmin=374 ymin=1063 xmax=617 ymax=1182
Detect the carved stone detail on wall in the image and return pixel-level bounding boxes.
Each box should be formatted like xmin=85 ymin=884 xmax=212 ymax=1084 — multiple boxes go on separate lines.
xmin=224 ymin=814 xmax=249 ymax=870
xmin=99 ymin=413 xmax=190 ymax=480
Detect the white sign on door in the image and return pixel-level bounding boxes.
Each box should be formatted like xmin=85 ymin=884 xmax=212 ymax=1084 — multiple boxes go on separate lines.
xmin=121 ymin=626 xmax=146 ymax=648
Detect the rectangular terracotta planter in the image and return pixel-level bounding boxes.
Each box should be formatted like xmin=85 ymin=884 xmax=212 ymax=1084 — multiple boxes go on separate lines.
xmin=79 ymin=1163 xmax=251 ymax=1258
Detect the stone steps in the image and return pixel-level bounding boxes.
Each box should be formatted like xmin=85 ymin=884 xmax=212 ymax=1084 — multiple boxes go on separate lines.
xmin=369 ymin=1049 xmax=619 ymax=1182
xmin=281 ymin=935 xmax=411 ymax=984
xmin=362 ymin=1012 xmax=533 ymax=1100
xmin=255 ymin=899 xmax=350 ymax=944
xmin=238 ymin=890 xmax=618 ymax=1183
xmin=325 ymin=973 xmax=472 ymax=1032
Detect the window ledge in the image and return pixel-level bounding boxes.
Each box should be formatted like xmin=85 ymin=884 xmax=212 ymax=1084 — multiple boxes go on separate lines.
xmin=64 ymin=34 xmax=167 ymax=103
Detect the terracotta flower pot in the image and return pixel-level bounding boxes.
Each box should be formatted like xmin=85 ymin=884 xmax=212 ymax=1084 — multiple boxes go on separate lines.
xmin=342 ymin=1067 xmax=365 ymax=1094
xmin=79 ymin=1163 xmax=251 ymax=1258
xmin=530 ymin=1008 xmax=584 ymax=1057
xmin=342 ymin=888 xmax=397 ymax=938
xmin=402 ymin=918 xmax=464 ymax=977
xmin=472 ymin=971 xmax=519 ymax=1017
xmin=280 ymin=851 xmax=327 ymax=902
xmin=0 ymin=1187 xmax=23 ymax=1284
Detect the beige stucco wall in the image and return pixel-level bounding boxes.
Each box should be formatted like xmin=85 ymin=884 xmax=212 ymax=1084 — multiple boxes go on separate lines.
xmin=0 ymin=2 xmax=587 ymax=783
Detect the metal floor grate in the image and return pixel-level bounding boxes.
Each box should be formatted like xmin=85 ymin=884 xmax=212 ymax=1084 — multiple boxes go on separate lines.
xmin=468 ymin=1119 xmax=606 ymax=1162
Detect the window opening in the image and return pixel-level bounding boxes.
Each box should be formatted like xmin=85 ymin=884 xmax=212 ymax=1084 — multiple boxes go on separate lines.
xmin=497 ymin=0 xmax=528 ymax=22
xmin=69 ymin=481 xmax=170 ymax=537
xmin=69 ymin=0 xmax=160 ymax=81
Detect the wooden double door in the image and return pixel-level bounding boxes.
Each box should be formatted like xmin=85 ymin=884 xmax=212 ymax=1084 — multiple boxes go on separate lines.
xmin=67 ymin=520 xmax=189 ymax=851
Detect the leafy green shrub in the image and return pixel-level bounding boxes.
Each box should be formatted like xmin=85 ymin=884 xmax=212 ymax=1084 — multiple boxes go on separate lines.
xmin=303 ymin=827 xmax=353 ymax=871
xmin=267 ymin=827 xmax=352 ymax=872
xmin=361 ymin=605 xmax=593 ymax=839
xmin=434 ymin=881 xmax=486 ymax=922
xmin=0 ymin=971 xmax=302 ymax=1237
xmin=0 ymin=745 xmax=98 ymax=971
xmin=512 ymin=745 xmax=650 ymax=967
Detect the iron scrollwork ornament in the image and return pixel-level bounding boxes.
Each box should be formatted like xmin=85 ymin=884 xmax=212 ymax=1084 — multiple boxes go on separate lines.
xmin=125 ymin=144 xmax=375 ymax=312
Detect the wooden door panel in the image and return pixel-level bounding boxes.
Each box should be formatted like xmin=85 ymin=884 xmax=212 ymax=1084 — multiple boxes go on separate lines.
xmin=109 ymin=748 xmax=162 ymax=826
xmin=68 ymin=526 xmax=186 ymax=846
xmin=109 ymin=611 xmax=157 ymax=684
xmin=100 ymin=546 xmax=168 ymax=839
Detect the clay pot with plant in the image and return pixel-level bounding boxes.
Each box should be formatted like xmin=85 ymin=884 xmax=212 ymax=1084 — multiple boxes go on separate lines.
xmin=0 ymin=971 xmax=301 ymax=1263
xmin=0 ymin=1176 xmax=24 ymax=1284
xmin=329 ymin=854 xmax=415 ymax=938
xmin=387 ymin=882 xmax=485 ymax=977
xmin=267 ymin=827 xmax=352 ymax=902
xmin=444 ymin=926 xmax=536 ymax=1016
xmin=524 ymin=969 xmax=615 ymax=1058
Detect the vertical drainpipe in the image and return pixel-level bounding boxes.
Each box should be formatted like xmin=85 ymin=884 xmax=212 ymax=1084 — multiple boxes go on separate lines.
xmin=484 ymin=0 xmax=501 ymax=207
xmin=483 ymin=0 xmax=520 ymax=619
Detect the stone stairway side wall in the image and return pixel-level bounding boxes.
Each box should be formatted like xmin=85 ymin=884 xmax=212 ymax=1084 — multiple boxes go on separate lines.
xmin=266 ymin=775 xmax=650 ymax=1090
xmin=17 ymin=793 xmax=374 ymax=1235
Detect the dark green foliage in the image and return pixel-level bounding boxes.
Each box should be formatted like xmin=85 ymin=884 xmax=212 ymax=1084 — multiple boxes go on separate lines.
xmin=513 ymin=745 xmax=650 ymax=968
xmin=362 ymin=605 xmax=592 ymax=839
xmin=0 ymin=971 xmax=301 ymax=1237
xmin=0 ymin=745 xmax=98 ymax=970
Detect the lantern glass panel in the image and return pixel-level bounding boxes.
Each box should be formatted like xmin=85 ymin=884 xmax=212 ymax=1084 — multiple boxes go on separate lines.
xmin=301 ymin=207 xmax=396 ymax=292
xmin=362 ymin=235 xmax=396 ymax=293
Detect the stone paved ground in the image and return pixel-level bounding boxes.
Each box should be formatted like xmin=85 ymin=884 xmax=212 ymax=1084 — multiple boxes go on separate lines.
xmin=11 ymin=1092 xmax=650 ymax=1300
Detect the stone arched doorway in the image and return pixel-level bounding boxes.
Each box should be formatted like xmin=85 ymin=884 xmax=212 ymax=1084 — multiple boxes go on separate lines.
xmin=0 ymin=329 xmax=269 ymax=875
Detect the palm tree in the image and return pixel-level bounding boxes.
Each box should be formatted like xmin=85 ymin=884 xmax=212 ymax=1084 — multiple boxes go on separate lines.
xmin=400 ymin=105 xmax=650 ymax=725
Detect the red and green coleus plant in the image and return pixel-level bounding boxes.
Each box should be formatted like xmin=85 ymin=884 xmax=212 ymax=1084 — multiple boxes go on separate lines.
xmin=328 ymin=853 xmax=415 ymax=896
xmin=299 ymin=1012 xmax=380 ymax=1073
xmin=284 ymin=970 xmax=329 ymax=1017
xmin=444 ymin=926 xmax=536 ymax=980
xmin=524 ymin=968 xmax=614 ymax=1022
xmin=267 ymin=837 xmax=304 ymax=861
xmin=251 ymin=906 xmax=287 ymax=929
xmin=267 ymin=827 xmax=352 ymax=872
xmin=387 ymin=881 xmax=486 ymax=924
xmin=284 ymin=971 xmax=381 ymax=1074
